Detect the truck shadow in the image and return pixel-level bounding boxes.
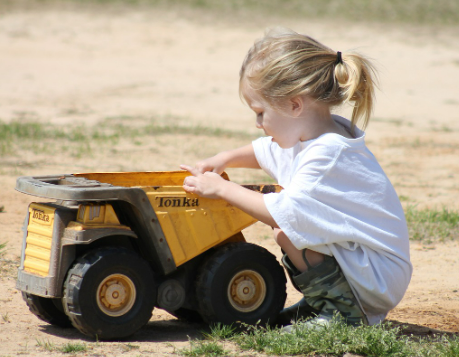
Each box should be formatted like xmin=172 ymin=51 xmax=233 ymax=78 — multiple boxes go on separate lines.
xmin=136 ymin=319 xmax=208 ymax=342
xmin=39 ymin=318 xmax=208 ymax=343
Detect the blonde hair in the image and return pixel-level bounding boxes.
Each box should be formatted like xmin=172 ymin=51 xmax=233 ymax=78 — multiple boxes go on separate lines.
xmin=240 ymin=28 xmax=378 ymax=130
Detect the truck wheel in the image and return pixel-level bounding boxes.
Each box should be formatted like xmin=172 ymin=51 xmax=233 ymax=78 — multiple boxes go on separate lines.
xmin=63 ymin=247 xmax=156 ymax=340
xmin=196 ymin=242 xmax=286 ymax=326
xmin=22 ymin=292 xmax=72 ymax=328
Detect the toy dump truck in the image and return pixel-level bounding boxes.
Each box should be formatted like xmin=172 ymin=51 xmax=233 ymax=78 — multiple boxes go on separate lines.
xmin=15 ymin=171 xmax=287 ymax=340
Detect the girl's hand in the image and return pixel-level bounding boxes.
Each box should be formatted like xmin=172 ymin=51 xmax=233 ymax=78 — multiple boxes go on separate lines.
xmin=180 ymin=164 xmax=227 ymax=199
xmin=194 ymin=154 xmax=227 ymax=174
xmin=181 ymin=163 xmax=278 ymax=228
xmin=184 ymin=145 xmax=259 ymax=175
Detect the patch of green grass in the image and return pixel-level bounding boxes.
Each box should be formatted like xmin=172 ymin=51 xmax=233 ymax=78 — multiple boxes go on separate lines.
xmin=36 ymin=339 xmax=56 ymax=352
xmin=205 ymin=323 xmax=238 ymax=340
xmin=35 ymin=339 xmax=88 ymax=354
xmin=101 ymin=114 xmax=254 ymax=140
xmin=0 ymin=121 xmax=49 ymax=142
xmin=435 ymin=336 xmax=459 ymax=357
xmin=237 ymin=320 xmax=412 ymax=356
xmin=60 ymin=342 xmax=87 ymax=353
xmin=0 ymin=242 xmax=6 ymax=256
xmin=179 ymin=339 xmax=229 ymax=357
xmin=0 ymin=117 xmax=255 ymax=159
xmin=102 ymin=122 xmax=253 ymax=140
xmin=0 ymin=120 xmax=120 ymax=144
xmin=183 ymin=317 xmax=459 ymax=357
xmin=406 ymin=205 xmax=459 ymax=243
xmin=0 ymin=121 xmax=86 ymax=156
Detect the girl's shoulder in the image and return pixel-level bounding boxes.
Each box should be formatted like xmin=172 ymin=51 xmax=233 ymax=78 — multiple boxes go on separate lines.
xmin=300 ymin=116 xmax=366 ymax=152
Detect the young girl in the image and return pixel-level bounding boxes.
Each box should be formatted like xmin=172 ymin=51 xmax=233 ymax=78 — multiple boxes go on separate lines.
xmin=180 ymin=29 xmax=412 ymax=329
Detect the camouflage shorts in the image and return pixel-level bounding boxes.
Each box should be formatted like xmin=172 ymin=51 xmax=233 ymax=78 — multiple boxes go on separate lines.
xmin=283 ymin=253 xmax=367 ymax=326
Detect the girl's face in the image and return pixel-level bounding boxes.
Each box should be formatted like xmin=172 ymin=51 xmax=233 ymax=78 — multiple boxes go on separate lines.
xmin=243 ymin=85 xmax=304 ymax=149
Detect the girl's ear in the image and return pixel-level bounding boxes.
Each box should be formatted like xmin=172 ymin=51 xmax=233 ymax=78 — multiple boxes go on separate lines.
xmin=290 ymin=96 xmax=304 ymax=117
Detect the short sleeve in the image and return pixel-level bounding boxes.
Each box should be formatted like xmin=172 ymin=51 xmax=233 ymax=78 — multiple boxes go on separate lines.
xmin=252 ymin=137 xmax=279 ymax=181
xmin=252 ymin=137 xmax=303 ymax=187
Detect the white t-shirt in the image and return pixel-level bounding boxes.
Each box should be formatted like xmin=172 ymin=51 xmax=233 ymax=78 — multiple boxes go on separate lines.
xmin=252 ymin=115 xmax=412 ymax=325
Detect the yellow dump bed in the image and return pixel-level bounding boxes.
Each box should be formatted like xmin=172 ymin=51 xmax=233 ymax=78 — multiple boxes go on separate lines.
xmin=74 ymin=171 xmax=279 ymax=267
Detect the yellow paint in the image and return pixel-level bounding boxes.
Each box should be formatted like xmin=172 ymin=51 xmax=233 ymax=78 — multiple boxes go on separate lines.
xmin=145 ymin=185 xmax=257 ymax=267
xmin=70 ymin=203 xmax=130 ymax=230
xmin=24 ymin=203 xmax=56 ymax=276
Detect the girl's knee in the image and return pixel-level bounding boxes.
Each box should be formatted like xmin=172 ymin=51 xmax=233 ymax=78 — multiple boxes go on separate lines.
xmin=274 ymin=229 xmax=325 ymax=272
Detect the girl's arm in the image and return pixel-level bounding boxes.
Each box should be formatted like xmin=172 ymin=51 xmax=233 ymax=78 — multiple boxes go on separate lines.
xmin=180 ymin=165 xmax=278 ymax=228
xmin=193 ymin=144 xmax=260 ymax=174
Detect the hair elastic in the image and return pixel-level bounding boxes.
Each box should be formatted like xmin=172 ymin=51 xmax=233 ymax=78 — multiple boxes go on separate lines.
xmin=335 ymin=51 xmax=343 ymax=65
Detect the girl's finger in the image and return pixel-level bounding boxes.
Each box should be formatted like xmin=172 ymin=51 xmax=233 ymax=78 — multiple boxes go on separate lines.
xmin=183 ymin=175 xmax=197 ymax=186
xmin=180 ymin=164 xmax=199 ymax=176
xmin=182 ymin=183 xmax=196 ymax=193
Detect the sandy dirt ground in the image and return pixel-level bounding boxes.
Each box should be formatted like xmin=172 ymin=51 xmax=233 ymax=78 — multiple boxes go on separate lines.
xmin=0 ymin=3 xmax=459 ymax=356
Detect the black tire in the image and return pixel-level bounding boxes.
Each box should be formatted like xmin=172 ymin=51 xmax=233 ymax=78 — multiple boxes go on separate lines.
xmin=63 ymin=247 xmax=156 ymax=340
xmin=196 ymin=242 xmax=287 ymax=326
xmin=22 ymin=292 xmax=72 ymax=328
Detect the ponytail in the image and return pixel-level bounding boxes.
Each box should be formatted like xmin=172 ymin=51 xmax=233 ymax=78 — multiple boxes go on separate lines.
xmin=334 ymin=52 xmax=378 ymax=130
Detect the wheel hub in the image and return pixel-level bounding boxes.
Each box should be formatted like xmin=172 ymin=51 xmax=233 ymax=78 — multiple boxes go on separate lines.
xmin=228 ymin=270 xmax=266 ymax=313
xmin=234 ymin=279 xmax=256 ymax=302
xmin=97 ymin=274 xmax=136 ymax=317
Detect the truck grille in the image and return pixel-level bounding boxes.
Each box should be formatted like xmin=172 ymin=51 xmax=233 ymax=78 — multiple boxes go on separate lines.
xmin=24 ymin=203 xmax=56 ymax=277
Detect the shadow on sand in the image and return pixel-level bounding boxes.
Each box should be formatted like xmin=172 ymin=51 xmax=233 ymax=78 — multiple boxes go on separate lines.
xmin=39 ymin=318 xmax=208 ymax=343
xmin=386 ymin=319 xmax=458 ymax=339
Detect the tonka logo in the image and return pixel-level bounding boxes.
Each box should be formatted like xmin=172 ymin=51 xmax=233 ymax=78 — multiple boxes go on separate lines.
xmin=157 ymin=196 xmax=199 ymax=208
xmin=32 ymin=208 xmax=50 ymax=222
